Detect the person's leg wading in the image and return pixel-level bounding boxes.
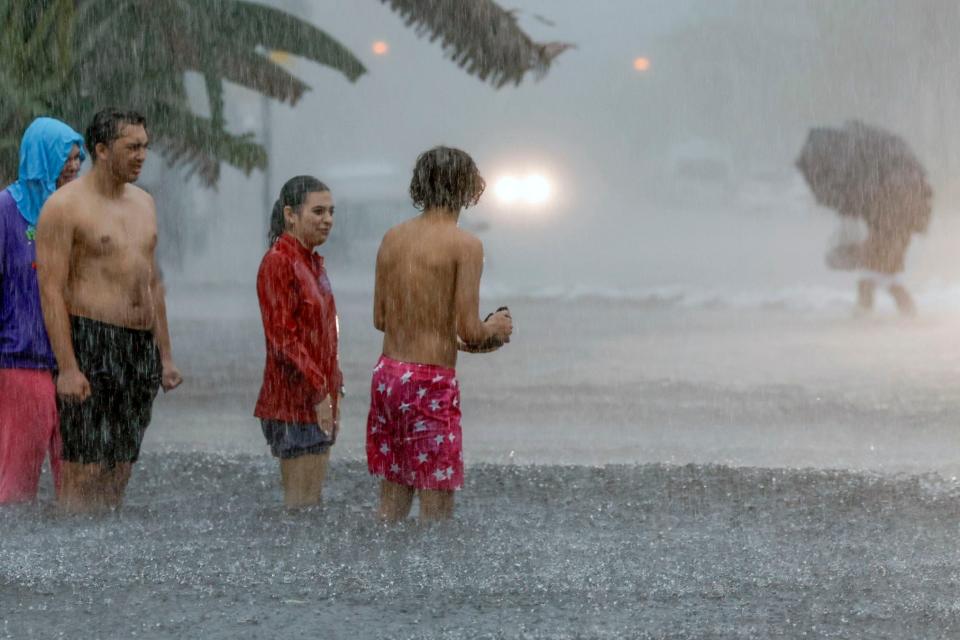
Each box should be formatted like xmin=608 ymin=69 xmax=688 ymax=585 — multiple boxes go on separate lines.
xmin=379 ymin=480 xmax=415 ymax=522
xmin=48 ymin=415 xmax=62 ymax=498
xmin=0 ymin=370 xmax=59 ymax=503
xmin=103 ymin=462 xmax=133 ymax=508
xmin=889 ymin=283 xmax=916 ymax=316
xmin=264 ymin=420 xmax=333 ymax=508
xmin=280 ymin=451 xmax=330 ymax=508
xmin=58 ymin=462 xmax=107 ymax=513
xmin=857 ymin=278 xmax=876 ymax=312
xmin=418 ymin=489 xmax=454 ymax=522
xmin=58 ymin=391 xmax=113 ymax=513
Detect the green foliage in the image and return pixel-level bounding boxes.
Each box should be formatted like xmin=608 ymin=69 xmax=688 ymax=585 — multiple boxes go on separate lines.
xmin=0 ymin=0 xmax=75 ymax=183
xmin=0 ymin=0 xmax=568 ymax=187
xmin=0 ymin=0 xmax=366 ymax=185
xmin=380 ymin=0 xmax=571 ymax=88
xmin=70 ymin=0 xmax=367 ymax=185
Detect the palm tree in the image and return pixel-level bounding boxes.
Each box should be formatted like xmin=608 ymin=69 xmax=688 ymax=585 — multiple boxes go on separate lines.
xmin=62 ymin=0 xmax=368 ymax=185
xmin=379 ymin=0 xmax=571 ymax=88
xmin=0 ymin=0 xmax=76 ymax=181
xmin=0 ymin=0 xmax=569 ymax=185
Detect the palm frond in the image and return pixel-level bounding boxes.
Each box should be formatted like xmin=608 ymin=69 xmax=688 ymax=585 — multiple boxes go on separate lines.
xmin=23 ymin=0 xmax=69 ymax=61
xmin=219 ymin=2 xmax=366 ymax=88
xmin=2 ymin=0 xmax=569 ymax=189
xmin=149 ymin=105 xmax=267 ymax=187
xmin=380 ymin=0 xmax=571 ymax=88
xmin=0 ymin=0 xmax=78 ymax=178
xmin=214 ymin=48 xmax=311 ymax=104
xmin=72 ymin=1 xmax=129 ymax=61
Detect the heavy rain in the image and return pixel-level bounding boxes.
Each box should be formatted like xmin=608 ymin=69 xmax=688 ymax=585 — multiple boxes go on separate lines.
xmin=4 ymin=1 xmax=960 ymax=638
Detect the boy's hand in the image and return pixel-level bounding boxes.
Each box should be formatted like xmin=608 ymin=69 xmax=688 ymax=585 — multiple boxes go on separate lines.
xmin=460 ymin=307 xmax=513 ymax=352
xmin=485 ymin=307 xmax=513 ymax=343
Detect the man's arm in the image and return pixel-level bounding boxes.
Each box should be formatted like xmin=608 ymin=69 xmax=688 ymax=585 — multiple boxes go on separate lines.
xmin=151 ymin=257 xmax=182 ymax=392
xmin=35 ymin=196 xmax=88 ymax=401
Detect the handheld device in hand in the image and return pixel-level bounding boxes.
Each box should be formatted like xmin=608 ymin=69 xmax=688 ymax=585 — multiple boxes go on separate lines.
xmin=484 ymin=306 xmax=510 ymax=322
xmin=461 ymin=306 xmax=511 ymax=353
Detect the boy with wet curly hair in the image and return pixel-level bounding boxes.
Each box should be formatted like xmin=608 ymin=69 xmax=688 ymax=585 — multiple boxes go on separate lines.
xmin=366 ymin=146 xmax=512 ymax=522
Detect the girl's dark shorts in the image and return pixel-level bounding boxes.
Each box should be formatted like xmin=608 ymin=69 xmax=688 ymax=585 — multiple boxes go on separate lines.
xmin=260 ymin=420 xmax=333 ymax=459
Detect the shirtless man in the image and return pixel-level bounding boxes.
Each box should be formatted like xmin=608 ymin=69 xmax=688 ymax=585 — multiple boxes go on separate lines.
xmin=36 ymin=108 xmax=182 ymax=513
xmin=365 ymin=146 xmax=513 ymax=522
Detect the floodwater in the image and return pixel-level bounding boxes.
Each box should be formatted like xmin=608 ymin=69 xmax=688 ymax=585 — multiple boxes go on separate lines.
xmin=150 ymin=288 xmax=960 ymax=473
xmin=4 ymin=290 xmax=960 ymax=638
xmin=5 ymin=457 xmax=960 ymax=639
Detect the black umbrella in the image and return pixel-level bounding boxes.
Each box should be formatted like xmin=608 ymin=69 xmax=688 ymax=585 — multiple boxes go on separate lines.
xmin=796 ymin=120 xmax=932 ymax=234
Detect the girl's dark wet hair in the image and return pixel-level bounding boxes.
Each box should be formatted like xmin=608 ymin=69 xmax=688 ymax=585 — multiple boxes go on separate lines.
xmin=409 ymin=146 xmax=485 ymax=212
xmin=84 ymin=108 xmax=146 ymax=160
xmin=268 ymin=175 xmax=330 ymax=245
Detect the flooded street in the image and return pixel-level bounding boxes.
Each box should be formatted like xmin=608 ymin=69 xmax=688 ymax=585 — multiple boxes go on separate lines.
xmin=150 ymin=287 xmax=960 ymax=473
xmin=5 ymin=1 xmax=960 ymax=637
xmin=5 ymin=456 xmax=960 ymax=639
xmin=6 ymin=289 xmax=960 ymax=638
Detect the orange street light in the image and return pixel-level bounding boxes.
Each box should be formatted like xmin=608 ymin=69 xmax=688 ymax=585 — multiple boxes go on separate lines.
xmin=633 ymin=57 xmax=651 ymax=72
xmin=372 ymin=41 xmax=389 ymax=56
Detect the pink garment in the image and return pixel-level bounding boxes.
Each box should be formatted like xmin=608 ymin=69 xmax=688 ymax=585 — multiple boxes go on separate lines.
xmin=0 ymin=369 xmax=60 ymax=503
xmin=366 ymin=355 xmax=463 ymax=491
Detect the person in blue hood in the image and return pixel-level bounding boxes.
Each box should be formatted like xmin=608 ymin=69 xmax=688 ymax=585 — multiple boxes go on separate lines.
xmin=0 ymin=117 xmax=84 ymax=503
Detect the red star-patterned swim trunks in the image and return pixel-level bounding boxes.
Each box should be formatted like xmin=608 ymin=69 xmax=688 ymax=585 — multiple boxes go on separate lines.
xmin=366 ymin=355 xmax=463 ymax=491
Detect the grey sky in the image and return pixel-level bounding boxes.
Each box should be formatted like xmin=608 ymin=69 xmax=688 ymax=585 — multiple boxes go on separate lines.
xmin=256 ymin=1 xmax=696 ymax=204
xmin=176 ymin=1 xmax=960 ymax=293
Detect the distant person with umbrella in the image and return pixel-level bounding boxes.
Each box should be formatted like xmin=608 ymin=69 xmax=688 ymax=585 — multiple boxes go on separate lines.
xmin=797 ymin=120 xmax=932 ymax=315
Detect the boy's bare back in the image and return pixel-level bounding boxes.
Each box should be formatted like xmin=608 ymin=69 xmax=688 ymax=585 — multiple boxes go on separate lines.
xmin=374 ymin=212 xmax=486 ymax=369
xmin=367 ymin=145 xmax=512 ymax=522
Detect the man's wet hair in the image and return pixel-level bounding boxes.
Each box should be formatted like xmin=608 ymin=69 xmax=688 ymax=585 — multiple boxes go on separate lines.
xmin=409 ymin=146 xmax=485 ymax=212
xmin=84 ymin=108 xmax=146 ymax=161
xmin=268 ymin=175 xmax=330 ymax=245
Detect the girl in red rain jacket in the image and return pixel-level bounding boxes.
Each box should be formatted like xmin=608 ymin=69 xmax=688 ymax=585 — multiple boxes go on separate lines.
xmin=255 ymin=175 xmax=342 ymax=508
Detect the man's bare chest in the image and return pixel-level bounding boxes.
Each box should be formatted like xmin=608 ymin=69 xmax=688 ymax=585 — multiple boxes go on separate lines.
xmin=75 ymin=207 xmax=155 ymax=260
